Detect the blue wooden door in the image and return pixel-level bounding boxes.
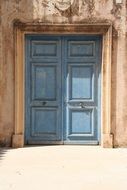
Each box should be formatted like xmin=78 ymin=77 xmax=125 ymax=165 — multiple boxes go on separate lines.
xmin=63 ymin=36 xmax=101 ymax=144
xmin=25 ymin=35 xmax=101 ymax=145
xmin=25 ymin=36 xmax=62 ymax=144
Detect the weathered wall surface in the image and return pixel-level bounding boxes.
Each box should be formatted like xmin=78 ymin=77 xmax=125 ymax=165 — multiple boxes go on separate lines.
xmin=0 ymin=0 xmax=127 ymax=147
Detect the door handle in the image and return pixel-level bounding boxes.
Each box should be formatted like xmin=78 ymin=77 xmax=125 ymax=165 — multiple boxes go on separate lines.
xmin=79 ymin=102 xmax=86 ymax=108
xmin=79 ymin=102 xmax=95 ymax=109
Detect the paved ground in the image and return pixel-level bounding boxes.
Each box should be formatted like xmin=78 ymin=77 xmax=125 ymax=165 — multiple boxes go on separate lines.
xmin=0 ymin=146 xmax=127 ymax=190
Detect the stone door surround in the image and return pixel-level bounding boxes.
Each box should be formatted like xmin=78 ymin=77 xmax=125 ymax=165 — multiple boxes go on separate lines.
xmin=12 ymin=21 xmax=113 ymax=148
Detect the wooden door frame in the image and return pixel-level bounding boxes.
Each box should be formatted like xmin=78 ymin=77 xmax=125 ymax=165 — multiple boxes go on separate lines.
xmin=12 ymin=22 xmax=113 ymax=148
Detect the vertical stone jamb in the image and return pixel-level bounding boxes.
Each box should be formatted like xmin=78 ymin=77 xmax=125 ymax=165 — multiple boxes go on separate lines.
xmin=12 ymin=26 xmax=24 ymax=148
xmin=102 ymin=26 xmax=113 ymax=148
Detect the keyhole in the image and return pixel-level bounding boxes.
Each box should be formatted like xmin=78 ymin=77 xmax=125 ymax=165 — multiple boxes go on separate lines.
xmin=42 ymin=101 xmax=46 ymax=106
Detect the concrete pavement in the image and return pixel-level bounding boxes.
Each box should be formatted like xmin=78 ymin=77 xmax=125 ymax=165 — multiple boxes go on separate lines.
xmin=0 ymin=146 xmax=127 ymax=190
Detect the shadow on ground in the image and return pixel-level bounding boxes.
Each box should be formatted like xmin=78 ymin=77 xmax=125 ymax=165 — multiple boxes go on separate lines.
xmin=0 ymin=148 xmax=9 ymax=161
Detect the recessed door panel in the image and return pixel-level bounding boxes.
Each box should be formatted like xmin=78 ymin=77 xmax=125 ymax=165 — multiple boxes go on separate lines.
xmin=69 ymin=109 xmax=93 ymax=135
xmin=68 ymin=41 xmax=95 ymax=57
xmin=70 ymin=65 xmax=94 ymax=100
xmin=31 ymin=108 xmax=58 ymax=137
xmin=32 ymin=65 xmax=56 ymax=100
xmin=32 ymin=41 xmax=58 ymax=58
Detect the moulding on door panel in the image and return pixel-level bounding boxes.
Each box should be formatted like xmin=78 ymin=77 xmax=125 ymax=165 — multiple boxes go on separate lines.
xmin=12 ymin=22 xmax=113 ymax=148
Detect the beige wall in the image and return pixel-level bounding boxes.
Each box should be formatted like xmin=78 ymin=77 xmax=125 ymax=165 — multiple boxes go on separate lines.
xmin=0 ymin=0 xmax=127 ymax=147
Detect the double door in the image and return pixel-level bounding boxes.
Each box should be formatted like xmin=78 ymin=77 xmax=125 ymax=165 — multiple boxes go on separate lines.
xmin=25 ymin=35 xmax=101 ymax=144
